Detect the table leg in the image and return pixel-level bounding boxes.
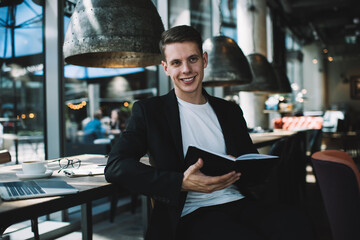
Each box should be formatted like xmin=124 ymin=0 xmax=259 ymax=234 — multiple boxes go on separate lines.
xmin=14 ymin=139 xmax=18 ymax=164
xmin=31 ymin=218 xmax=39 ymax=240
xmin=141 ymin=195 xmax=151 ymax=237
xmin=81 ymin=202 xmax=92 ymax=240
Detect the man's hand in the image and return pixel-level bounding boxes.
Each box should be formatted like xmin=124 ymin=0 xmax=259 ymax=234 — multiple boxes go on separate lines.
xmin=181 ymin=158 xmax=241 ymax=193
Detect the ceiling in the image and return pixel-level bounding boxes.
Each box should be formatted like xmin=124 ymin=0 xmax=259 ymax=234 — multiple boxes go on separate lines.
xmin=268 ymin=0 xmax=360 ymax=59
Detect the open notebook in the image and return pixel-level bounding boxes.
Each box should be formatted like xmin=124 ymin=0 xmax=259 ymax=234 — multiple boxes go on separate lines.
xmin=0 ymin=179 xmax=78 ymax=201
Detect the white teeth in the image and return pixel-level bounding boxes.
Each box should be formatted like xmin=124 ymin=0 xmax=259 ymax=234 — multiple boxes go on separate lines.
xmin=182 ymin=77 xmax=194 ymax=82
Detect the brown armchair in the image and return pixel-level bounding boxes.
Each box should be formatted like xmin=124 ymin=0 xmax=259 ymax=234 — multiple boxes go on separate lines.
xmin=311 ymin=150 xmax=360 ymax=240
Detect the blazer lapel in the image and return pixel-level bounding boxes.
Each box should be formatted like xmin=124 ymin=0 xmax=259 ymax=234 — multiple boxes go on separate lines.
xmin=160 ymin=90 xmax=185 ymax=163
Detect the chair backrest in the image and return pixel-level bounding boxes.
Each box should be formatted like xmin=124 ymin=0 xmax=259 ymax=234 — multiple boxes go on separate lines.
xmin=267 ymin=132 xmax=307 ymax=205
xmin=308 ymin=129 xmax=322 ymax=155
xmin=0 ymin=150 xmax=11 ymax=164
xmin=311 ymin=150 xmax=360 ymax=240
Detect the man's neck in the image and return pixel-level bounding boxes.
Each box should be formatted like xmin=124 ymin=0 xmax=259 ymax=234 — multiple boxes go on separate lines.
xmin=175 ymin=91 xmax=206 ymax=105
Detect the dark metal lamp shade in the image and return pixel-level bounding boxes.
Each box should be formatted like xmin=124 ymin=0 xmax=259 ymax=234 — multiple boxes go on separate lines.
xmin=273 ymin=66 xmax=292 ymax=93
xmin=202 ymin=36 xmax=253 ymax=87
xmin=63 ymin=0 xmax=165 ymax=68
xmin=231 ymin=53 xmax=280 ymax=93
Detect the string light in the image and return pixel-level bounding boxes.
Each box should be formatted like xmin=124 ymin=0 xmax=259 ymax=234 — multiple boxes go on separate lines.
xmin=312 ymin=58 xmax=318 ymax=64
xmin=67 ymin=101 xmax=87 ymax=110
xmin=16 ymin=113 xmax=36 ymax=119
xmin=124 ymin=102 xmax=129 ymax=107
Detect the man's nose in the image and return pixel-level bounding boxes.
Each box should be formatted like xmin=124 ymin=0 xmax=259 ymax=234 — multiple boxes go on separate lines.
xmin=182 ymin=62 xmax=192 ymax=73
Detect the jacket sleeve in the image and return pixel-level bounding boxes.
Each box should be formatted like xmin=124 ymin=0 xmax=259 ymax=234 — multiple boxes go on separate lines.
xmin=104 ymin=101 xmax=184 ymax=206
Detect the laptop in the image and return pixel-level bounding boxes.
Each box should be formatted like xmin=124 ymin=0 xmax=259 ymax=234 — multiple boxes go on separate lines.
xmin=0 ymin=179 xmax=79 ymax=201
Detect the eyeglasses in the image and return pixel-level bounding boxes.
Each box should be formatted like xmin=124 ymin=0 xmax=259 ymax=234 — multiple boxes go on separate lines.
xmin=55 ymin=158 xmax=81 ymax=173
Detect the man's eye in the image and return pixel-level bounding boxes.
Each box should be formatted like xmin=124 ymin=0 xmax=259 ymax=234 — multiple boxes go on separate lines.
xmin=171 ymin=61 xmax=180 ymax=66
xmin=189 ymin=57 xmax=198 ymax=63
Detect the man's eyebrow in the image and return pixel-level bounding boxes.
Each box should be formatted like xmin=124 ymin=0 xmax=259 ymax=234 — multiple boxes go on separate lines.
xmin=169 ymin=58 xmax=180 ymax=64
xmin=188 ymin=54 xmax=200 ymax=58
xmin=168 ymin=54 xmax=200 ymax=63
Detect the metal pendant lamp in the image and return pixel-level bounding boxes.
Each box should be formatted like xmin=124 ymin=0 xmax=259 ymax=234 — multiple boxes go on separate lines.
xmin=231 ymin=53 xmax=280 ymax=92
xmin=63 ymin=0 xmax=165 ymax=68
xmin=273 ymin=66 xmax=292 ymax=93
xmin=202 ymin=36 xmax=253 ymax=87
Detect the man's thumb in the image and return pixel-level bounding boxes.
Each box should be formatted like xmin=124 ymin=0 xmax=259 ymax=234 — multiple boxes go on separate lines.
xmin=193 ymin=158 xmax=203 ymax=170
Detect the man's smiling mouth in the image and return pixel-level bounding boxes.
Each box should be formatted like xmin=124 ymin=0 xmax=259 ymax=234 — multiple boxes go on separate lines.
xmin=181 ymin=76 xmax=196 ymax=83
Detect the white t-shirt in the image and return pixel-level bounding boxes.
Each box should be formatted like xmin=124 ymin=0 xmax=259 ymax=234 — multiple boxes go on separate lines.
xmin=177 ymin=97 xmax=244 ymax=217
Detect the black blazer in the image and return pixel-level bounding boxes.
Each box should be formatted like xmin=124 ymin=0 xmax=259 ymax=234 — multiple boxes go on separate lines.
xmin=105 ymin=89 xmax=257 ymax=240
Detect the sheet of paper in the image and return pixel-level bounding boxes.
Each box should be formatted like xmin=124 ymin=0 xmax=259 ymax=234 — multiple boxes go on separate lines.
xmin=63 ymin=165 xmax=105 ymax=177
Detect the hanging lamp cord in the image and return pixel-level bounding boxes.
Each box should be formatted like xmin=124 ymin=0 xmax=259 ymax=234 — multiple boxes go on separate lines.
xmin=218 ymin=0 xmax=223 ymax=35
xmin=247 ymin=0 xmax=256 ymax=53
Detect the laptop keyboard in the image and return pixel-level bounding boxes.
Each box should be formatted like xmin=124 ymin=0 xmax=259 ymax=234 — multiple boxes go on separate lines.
xmin=4 ymin=181 xmax=45 ymax=197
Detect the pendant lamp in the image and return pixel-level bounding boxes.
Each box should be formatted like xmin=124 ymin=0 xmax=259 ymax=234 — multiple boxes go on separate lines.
xmin=202 ymin=36 xmax=253 ymax=87
xmin=273 ymin=65 xmax=292 ymax=93
xmin=63 ymin=0 xmax=165 ymax=68
xmin=230 ymin=53 xmax=280 ymax=92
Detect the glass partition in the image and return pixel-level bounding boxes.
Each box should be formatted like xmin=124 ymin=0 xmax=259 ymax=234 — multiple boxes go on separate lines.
xmin=0 ymin=0 xmax=45 ymax=163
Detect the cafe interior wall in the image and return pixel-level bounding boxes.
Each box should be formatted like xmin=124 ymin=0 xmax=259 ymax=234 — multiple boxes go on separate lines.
xmin=301 ymin=41 xmax=360 ymax=113
xmin=327 ymin=57 xmax=360 ymax=112
xmin=301 ymin=43 xmax=326 ymax=112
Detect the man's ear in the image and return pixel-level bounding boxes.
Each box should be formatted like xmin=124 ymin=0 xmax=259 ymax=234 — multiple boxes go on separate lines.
xmin=161 ymin=61 xmax=170 ymax=76
xmin=203 ymin=52 xmax=208 ymax=68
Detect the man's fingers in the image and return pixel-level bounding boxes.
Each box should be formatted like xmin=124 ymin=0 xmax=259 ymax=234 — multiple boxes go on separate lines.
xmin=208 ymin=173 xmax=240 ymax=192
xmin=206 ymin=171 xmax=240 ymax=184
xmin=182 ymin=160 xmax=241 ymax=193
xmin=193 ymin=171 xmax=239 ymax=192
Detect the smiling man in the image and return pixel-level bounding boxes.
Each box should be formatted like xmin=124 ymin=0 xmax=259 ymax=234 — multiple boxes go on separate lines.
xmin=161 ymin=40 xmax=207 ymax=104
xmin=105 ymin=25 xmax=313 ymax=240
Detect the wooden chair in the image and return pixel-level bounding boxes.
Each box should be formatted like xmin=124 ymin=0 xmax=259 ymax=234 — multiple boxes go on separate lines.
xmin=311 ymin=150 xmax=360 ymax=240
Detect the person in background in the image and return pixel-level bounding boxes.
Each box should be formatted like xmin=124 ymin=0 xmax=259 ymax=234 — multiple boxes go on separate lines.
xmin=109 ymin=108 xmax=128 ymax=134
xmin=83 ymin=110 xmax=107 ymax=144
xmin=105 ymin=25 xmax=313 ymax=240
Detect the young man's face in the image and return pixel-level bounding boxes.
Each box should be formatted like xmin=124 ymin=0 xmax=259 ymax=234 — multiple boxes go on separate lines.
xmin=161 ymin=41 xmax=208 ymax=101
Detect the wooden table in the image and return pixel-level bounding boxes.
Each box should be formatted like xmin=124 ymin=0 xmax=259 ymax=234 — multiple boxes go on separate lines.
xmin=250 ymin=130 xmax=296 ymax=148
xmin=0 ymin=154 xmax=112 ymax=240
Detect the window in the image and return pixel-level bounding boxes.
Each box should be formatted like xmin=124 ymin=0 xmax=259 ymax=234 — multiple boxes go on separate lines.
xmin=0 ymin=0 xmax=45 ymax=163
